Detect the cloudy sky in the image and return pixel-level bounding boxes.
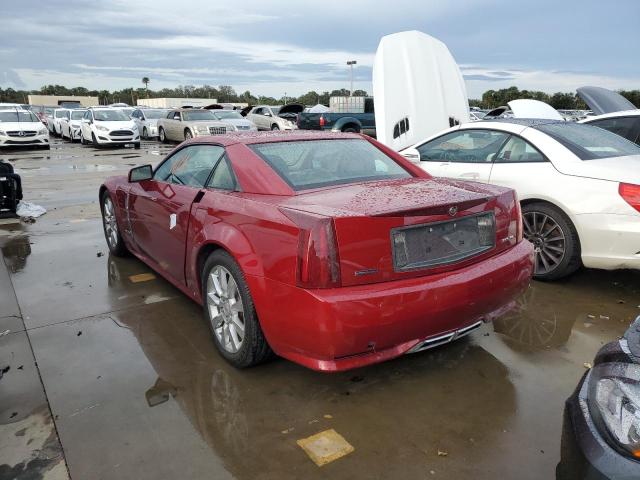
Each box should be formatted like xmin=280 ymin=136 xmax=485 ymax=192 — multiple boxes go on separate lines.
xmin=1 ymin=0 xmax=638 ymax=98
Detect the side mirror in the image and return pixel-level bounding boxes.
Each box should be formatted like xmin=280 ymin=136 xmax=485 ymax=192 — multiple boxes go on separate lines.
xmin=129 ymin=165 xmax=153 ymax=182
xmin=401 ymin=147 xmax=421 ymax=161
xmin=264 ymin=112 xmax=272 ymax=117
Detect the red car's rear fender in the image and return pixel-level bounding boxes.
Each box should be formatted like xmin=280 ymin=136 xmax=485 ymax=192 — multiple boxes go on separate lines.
xmin=185 ymin=209 xmax=265 ymax=304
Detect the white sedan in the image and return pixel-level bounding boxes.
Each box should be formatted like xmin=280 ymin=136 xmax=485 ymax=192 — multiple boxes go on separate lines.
xmin=0 ymin=109 xmax=50 ymax=149
xmin=80 ymin=108 xmax=140 ymax=149
xmin=401 ymin=119 xmax=640 ymax=280
xmin=60 ymin=109 xmax=87 ymax=142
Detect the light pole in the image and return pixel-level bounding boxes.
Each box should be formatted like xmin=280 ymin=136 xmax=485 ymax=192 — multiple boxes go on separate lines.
xmin=347 ymin=60 xmax=357 ymax=96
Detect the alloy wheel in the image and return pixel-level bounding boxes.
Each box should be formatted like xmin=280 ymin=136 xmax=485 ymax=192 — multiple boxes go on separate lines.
xmin=207 ymin=265 xmax=245 ymax=353
xmin=523 ymin=211 xmax=565 ymax=276
xmin=102 ymin=197 xmax=119 ymax=250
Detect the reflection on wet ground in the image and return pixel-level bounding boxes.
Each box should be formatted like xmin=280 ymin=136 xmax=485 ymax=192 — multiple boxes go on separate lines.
xmin=1 ymin=139 xmax=640 ymax=479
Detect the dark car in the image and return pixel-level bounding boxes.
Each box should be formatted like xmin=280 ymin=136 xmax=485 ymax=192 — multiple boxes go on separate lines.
xmin=557 ymin=315 xmax=640 ymax=479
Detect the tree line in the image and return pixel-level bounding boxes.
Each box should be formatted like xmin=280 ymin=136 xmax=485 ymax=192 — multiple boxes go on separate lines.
xmin=0 ymin=84 xmax=368 ymax=107
xmin=1 ymin=83 xmax=638 ymax=110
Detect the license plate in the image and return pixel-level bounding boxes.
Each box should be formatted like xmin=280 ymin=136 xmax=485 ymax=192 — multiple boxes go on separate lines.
xmin=125 ymin=143 xmax=134 ymax=147
xmin=392 ymin=212 xmax=495 ymax=270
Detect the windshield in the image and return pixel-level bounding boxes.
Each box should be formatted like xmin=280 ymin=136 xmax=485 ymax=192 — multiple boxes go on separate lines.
xmin=0 ymin=111 xmax=40 ymax=122
xmin=143 ymin=109 xmax=169 ymax=119
xmin=249 ymin=139 xmax=412 ymax=190
xmin=93 ymin=109 xmax=130 ymax=121
xmin=536 ymin=123 xmax=640 ymax=160
xmin=55 ymin=110 xmax=68 ymax=118
xmin=71 ymin=110 xmax=86 ymax=120
xmin=183 ymin=110 xmax=216 ymax=121
xmin=119 ymin=108 xmax=134 ymax=116
xmin=213 ymin=111 xmax=243 ymax=120
xmin=269 ymin=107 xmax=281 ymax=115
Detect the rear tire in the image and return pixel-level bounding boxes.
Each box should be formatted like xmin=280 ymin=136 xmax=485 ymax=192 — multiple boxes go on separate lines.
xmin=342 ymin=125 xmax=359 ymax=133
xmin=142 ymin=127 xmax=148 ymax=139
xmin=271 ymin=124 xmax=279 ymax=130
xmin=101 ymin=192 xmax=128 ymax=257
xmin=522 ymin=202 xmax=581 ymax=281
xmin=202 ymin=250 xmax=273 ymax=368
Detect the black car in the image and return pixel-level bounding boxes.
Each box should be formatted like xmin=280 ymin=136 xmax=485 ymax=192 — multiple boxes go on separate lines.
xmin=557 ymin=315 xmax=640 ymax=479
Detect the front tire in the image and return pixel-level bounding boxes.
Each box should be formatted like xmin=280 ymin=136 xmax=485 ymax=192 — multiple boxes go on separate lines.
xmin=91 ymin=132 xmax=100 ymax=147
xmin=202 ymin=250 xmax=273 ymax=368
xmin=271 ymin=124 xmax=280 ymax=130
xmin=184 ymin=129 xmax=193 ymax=140
xmin=522 ymin=202 xmax=580 ymax=281
xmin=101 ymin=192 xmax=128 ymax=257
xmin=159 ymin=127 xmax=167 ymax=143
xmin=134 ymin=142 xmax=140 ymax=150
xmin=142 ymin=127 xmax=148 ymax=139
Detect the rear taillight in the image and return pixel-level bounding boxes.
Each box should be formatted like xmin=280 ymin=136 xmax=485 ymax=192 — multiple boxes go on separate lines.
xmin=280 ymin=209 xmax=341 ymax=288
xmin=319 ymin=115 xmax=325 ymax=128
xmin=619 ymin=183 xmax=640 ymax=213
xmin=507 ymin=191 xmax=523 ymax=245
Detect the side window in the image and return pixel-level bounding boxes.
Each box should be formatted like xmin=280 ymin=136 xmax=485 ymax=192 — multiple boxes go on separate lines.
xmin=207 ymin=156 xmax=237 ymax=190
xmin=495 ymin=136 xmax=546 ymax=163
xmin=590 ymin=117 xmax=639 ymax=144
xmin=131 ymin=110 xmax=139 ymax=119
xmin=416 ymin=130 xmax=509 ymax=163
xmin=173 ymin=112 xmax=181 ymax=120
xmin=167 ymin=111 xmax=175 ymax=119
xmin=253 ymin=108 xmax=263 ymax=115
xmin=154 ymin=145 xmax=224 ymax=187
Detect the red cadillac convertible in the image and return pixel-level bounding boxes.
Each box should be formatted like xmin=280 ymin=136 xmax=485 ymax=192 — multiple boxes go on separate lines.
xmin=100 ymin=132 xmax=533 ymax=371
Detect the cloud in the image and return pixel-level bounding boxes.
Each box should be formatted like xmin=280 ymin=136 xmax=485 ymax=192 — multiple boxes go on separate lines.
xmin=1 ymin=0 xmax=639 ymax=98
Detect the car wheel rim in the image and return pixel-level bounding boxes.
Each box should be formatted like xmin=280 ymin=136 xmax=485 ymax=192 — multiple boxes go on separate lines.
xmin=207 ymin=265 xmax=245 ymax=353
xmin=523 ymin=211 xmax=565 ymax=276
xmin=102 ymin=197 xmax=119 ymax=249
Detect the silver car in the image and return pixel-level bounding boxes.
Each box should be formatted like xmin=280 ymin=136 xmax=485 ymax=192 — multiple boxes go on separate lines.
xmin=209 ymin=109 xmax=257 ymax=131
xmin=130 ymin=108 xmax=170 ymax=139
xmin=156 ymin=109 xmax=234 ymax=143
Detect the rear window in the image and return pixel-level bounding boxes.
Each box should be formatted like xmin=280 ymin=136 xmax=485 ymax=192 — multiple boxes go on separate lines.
xmin=249 ymin=139 xmax=412 ymax=190
xmin=536 ymin=123 xmax=640 ymax=159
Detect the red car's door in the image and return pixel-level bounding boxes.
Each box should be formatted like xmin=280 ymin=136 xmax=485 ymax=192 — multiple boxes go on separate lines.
xmin=129 ymin=144 xmax=225 ymax=285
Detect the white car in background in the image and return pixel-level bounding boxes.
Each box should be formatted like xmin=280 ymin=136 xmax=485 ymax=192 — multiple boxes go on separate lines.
xmin=60 ymin=109 xmax=87 ymax=142
xmin=49 ymin=108 xmax=70 ymax=136
xmin=130 ymin=108 xmax=170 ymax=139
xmin=577 ymin=86 xmax=640 ymax=146
xmin=209 ymin=109 xmax=257 ymax=131
xmin=245 ymin=104 xmax=303 ymax=130
xmin=0 ymin=109 xmax=50 ymax=149
xmin=79 ymin=108 xmax=140 ymax=149
xmin=401 ymin=119 xmax=640 ymax=280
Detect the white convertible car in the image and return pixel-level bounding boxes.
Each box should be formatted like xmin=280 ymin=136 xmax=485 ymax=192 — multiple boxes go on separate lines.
xmin=400 ymin=120 xmax=640 ymax=279
xmin=372 ymin=31 xmax=640 ymax=280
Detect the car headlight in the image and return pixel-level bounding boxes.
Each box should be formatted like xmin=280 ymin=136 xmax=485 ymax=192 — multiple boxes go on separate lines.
xmin=0 ymin=130 xmax=6 ymax=136
xmin=588 ymin=362 xmax=640 ymax=459
xmin=96 ymin=125 xmax=109 ymax=132
xmin=38 ymin=127 xmax=48 ymax=135
xmin=131 ymin=124 xmax=138 ymax=131
xmin=195 ymin=125 xmax=209 ymax=133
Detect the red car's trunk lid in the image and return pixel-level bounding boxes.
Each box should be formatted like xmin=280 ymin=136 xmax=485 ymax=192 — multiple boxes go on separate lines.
xmin=281 ymin=178 xmax=517 ymax=286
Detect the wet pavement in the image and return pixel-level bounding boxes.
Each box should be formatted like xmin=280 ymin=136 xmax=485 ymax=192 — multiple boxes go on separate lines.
xmin=1 ymin=139 xmax=639 ymax=479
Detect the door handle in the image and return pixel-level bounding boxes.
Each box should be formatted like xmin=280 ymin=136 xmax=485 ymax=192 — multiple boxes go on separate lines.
xmin=439 ymin=162 xmax=449 ymax=166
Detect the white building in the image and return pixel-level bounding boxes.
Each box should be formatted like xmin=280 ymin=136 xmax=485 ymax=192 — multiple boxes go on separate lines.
xmin=136 ymin=98 xmax=217 ymax=108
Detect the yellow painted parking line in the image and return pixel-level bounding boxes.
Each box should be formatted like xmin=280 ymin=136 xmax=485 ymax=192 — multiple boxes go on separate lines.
xmin=129 ymin=273 xmax=156 ymax=283
xmin=297 ymin=429 xmax=354 ymax=467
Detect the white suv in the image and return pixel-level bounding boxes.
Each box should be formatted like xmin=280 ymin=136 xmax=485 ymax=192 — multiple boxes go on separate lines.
xmin=80 ymin=108 xmax=140 ymax=149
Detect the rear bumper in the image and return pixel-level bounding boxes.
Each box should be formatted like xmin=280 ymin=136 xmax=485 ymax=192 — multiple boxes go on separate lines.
xmin=249 ymin=240 xmax=534 ymax=371
xmin=576 ymin=213 xmax=640 ymax=270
